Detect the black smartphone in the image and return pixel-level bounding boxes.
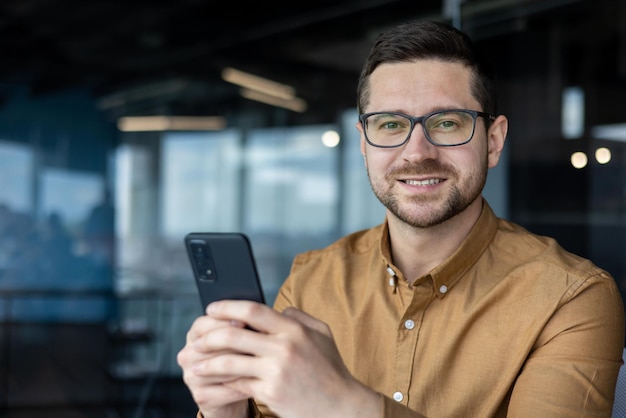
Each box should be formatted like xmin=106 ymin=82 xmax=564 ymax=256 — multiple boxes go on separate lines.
xmin=184 ymin=232 xmax=266 ymax=310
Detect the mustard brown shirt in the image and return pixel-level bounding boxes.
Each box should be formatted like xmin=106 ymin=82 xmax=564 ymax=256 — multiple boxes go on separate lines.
xmin=247 ymin=200 xmax=625 ymax=417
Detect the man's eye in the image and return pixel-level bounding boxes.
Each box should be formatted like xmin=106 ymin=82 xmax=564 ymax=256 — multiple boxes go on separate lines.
xmin=382 ymin=121 xmax=400 ymax=129
xmin=429 ymin=117 xmax=461 ymax=131
xmin=439 ymin=120 xmax=457 ymax=128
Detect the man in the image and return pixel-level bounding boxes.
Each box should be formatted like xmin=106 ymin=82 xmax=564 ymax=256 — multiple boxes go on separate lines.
xmin=177 ymin=20 xmax=625 ymax=418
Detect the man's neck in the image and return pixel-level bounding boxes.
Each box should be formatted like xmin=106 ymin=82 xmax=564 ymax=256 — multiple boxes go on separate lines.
xmin=387 ymin=198 xmax=483 ymax=282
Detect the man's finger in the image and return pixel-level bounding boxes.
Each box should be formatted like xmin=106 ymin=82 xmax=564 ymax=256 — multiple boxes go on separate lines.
xmin=281 ymin=306 xmax=331 ymax=335
xmin=206 ymin=300 xmax=282 ymax=333
xmin=187 ymin=314 xmax=240 ymax=341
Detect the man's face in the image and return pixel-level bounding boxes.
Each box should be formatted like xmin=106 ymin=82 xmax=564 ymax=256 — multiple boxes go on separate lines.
xmin=356 ymin=59 xmax=503 ymax=229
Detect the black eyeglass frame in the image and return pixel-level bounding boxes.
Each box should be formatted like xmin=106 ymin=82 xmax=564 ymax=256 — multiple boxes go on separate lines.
xmin=359 ymin=109 xmax=496 ymax=148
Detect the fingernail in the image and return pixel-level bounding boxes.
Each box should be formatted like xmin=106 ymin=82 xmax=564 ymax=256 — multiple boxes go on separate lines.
xmin=205 ymin=303 xmax=214 ymax=315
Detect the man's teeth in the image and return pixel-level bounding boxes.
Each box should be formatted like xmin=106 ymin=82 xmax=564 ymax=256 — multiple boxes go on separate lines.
xmin=404 ymin=179 xmax=441 ymax=186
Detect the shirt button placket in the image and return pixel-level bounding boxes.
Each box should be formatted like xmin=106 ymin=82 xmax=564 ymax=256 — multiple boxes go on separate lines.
xmin=394 ymin=284 xmax=431 ymax=409
xmin=393 ymin=320 xmax=414 ymax=404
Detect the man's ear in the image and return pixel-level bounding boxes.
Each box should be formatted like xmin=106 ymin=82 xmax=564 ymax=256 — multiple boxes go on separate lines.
xmin=356 ymin=121 xmax=368 ymax=166
xmin=487 ymin=115 xmax=508 ymax=168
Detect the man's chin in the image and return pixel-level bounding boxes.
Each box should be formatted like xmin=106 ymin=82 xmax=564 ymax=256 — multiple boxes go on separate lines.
xmin=391 ymin=206 xmax=450 ymax=229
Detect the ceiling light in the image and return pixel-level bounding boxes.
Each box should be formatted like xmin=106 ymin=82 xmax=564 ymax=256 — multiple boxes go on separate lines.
xmin=117 ymin=116 xmax=227 ymax=132
xmin=98 ymin=79 xmax=189 ymax=109
xmin=595 ymin=147 xmax=611 ymax=164
xmin=570 ymin=151 xmax=588 ymax=169
xmin=240 ymin=88 xmax=307 ymax=113
xmin=222 ymin=67 xmax=295 ymax=100
xmin=321 ymin=130 xmax=340 ymax=148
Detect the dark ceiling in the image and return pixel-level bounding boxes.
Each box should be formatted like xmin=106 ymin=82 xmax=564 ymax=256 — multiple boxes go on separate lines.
xmin=0 ymin=0 xmax=618 ymax=126
xmin=0 ymin=0 xmax=438 ymax=123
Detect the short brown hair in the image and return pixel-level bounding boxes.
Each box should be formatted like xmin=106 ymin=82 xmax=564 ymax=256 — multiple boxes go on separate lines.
xmin=356 ymin=20 xmax=497 ymax=118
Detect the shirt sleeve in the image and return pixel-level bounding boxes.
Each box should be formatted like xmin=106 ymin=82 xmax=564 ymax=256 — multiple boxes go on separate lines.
xmin=254 ymin=390 xmax=431 ymax=418
xmin=506 ymin=273 xmax=625 ymax=417
xmin=249 ymin=399 xmax=265 ymax=417
xmin=196 ymin=399 xmax=264 ymax=418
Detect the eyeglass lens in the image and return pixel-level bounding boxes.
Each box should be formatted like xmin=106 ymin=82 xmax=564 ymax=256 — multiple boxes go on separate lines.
xmin=365 ymin=111 xmax=476 ymax=146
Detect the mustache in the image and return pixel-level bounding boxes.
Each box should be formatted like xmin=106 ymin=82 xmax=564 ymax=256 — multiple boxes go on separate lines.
xmin=387 ymin=159 xmax=455 ymax=177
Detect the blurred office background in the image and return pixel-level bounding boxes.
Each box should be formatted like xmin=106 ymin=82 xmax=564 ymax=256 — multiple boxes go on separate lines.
xmin=0 ymin=0 xmax=625 ymax=416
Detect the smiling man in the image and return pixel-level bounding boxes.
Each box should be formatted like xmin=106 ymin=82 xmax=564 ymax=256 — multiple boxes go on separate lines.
xmin=177 ymin=20 xmax=625 ymax=418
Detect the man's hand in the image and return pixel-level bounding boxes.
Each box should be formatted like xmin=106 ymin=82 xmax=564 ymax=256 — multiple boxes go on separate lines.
xmin=176 ymin=309 xmax=252 ymax=418
xmin=188 ymin=300 xmax=380 ymax=418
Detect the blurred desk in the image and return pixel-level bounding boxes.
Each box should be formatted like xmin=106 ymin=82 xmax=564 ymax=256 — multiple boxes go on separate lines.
xmin=0 ymin=287 xmax=116 ymax=411
xmin=106 ymin=284 xmax=199 ymax=416
xmin=0 ymin=277 xmax=199 ymax=415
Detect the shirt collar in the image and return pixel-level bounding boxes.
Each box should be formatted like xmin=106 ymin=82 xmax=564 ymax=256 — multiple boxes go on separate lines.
xmin=378 ymin=198 xmax=499 ymax=298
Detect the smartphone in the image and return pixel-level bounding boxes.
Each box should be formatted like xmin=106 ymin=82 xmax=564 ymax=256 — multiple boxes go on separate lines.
xmin=184 ymin=232 xmax=266 ymax=310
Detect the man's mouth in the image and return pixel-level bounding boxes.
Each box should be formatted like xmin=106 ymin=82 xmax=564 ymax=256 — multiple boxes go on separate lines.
xmin=402 ymin=178 xmax=442 ymax=186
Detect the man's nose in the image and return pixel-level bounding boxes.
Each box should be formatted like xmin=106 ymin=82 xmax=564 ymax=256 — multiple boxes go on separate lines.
xmin=400 ymin=124 xmax=439 ymax=160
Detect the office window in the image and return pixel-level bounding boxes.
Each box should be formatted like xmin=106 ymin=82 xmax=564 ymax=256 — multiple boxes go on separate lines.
xmin=340 ymin=109 xmax=386 ymax=234
xmin=243 ymin=125 xmax=339 ymax=302
xmin=161 ymin=130 xmax=242 ymax=237
xmin=0 ymin=140 xmax=33 ymax=213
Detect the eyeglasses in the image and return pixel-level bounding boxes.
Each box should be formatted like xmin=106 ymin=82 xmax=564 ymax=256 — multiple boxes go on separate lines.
xmin=359 ymin=109 xmax=495 ymax=148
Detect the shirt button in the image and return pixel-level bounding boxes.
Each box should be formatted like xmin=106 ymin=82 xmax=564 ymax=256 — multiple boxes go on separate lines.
xmin=393 ymin=391 xmax=404 ymax=402
xmin=404 ymin=319 xmax=415 ymax=330
xmin=439 ymin=285 xmax=448 ymax=294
